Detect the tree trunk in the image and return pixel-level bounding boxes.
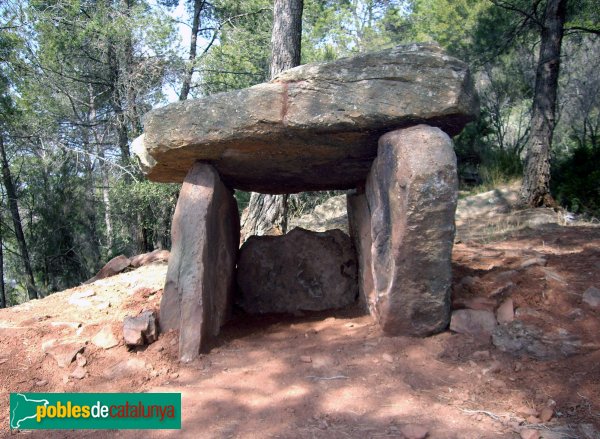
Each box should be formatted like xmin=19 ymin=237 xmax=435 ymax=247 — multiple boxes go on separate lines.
xmin=269 ymin=0 xmax=303 ymax=78
xmin=180 ymin=0 xmax=205 ymax=101
xmin=241 ymin=0 xmax=303 ymax=239
xmin=0 ymin=134 xmax=37 ymax=300
xmin=0 ymin=222 xmax=6 ymax=308
xmin=521 ymin=0 xmax=567 ymax=207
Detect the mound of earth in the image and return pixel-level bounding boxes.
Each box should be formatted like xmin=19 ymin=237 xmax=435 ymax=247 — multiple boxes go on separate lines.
xmin=1 ymin=186 xmax=599 ymax=438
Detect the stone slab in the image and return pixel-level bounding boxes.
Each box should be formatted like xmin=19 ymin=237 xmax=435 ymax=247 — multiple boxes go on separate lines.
xmin=236 ymin=228 xmax=358 ymax=313
xmin=159 ymin=162 xmax=239 ymax=361
xmin=134 ymin=44 xmax=477 ymax=193
xmin=366 ymin=125 xmax=458 ymax=336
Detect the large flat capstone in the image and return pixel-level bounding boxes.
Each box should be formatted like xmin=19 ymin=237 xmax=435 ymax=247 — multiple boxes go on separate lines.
xmin=134 ymin=43 xmax=477 ymax=193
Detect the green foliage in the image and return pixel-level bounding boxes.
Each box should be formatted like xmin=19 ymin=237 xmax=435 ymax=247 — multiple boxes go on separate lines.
xmin=302 ymin=0 xmax=411 ymax=62
xmin=552 ymin=142 xmax=600 ymax=217
xmin=410 ymin=0 xmax=491 ymax=60
xmin=199 ymin=0 xmax=272 ymax=94
xmin=109 ymin=180 xmax=179 ymax=256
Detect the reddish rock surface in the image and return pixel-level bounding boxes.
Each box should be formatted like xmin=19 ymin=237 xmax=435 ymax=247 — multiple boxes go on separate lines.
xmin=85 ymin=255 xmax=131 ymax=284
xmin=236 ymin=228 xmax=358 ymax=314
xmin=160 ymin=162 xmax=239 ymax=362
xmin=365 ymin=125 xmax=458 ymax=336
xmin=130 ymin=249 xmax=170 ymax=268
xmin=347 ymin=192 xmax=375 ymax=313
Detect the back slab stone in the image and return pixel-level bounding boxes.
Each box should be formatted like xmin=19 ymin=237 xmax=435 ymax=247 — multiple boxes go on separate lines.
xmin=160 ymin=162 xmax=240 ymax=362
xmin=364 ymin=124 xmax=458 ymax=336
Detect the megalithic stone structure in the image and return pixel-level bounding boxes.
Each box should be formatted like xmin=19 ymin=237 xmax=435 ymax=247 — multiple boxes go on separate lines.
xmin=349 ymin=125 xmax=458 ymax=336
xmin=160 ymin=162 xmax=239 ymax=362
xmin=134 ymin=43 xmax=479 ymax=361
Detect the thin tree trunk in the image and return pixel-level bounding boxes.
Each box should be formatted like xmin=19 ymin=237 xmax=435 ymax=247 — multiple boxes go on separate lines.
xmin=180 ymin=0 xmax=205 ymax=101
xmin=0 ymin=222 xmax=6 ymax=308
xmin=241 ymin=0 xmax=303 ymax=239
xmin=0 ymin=134 xmax=37 ymax=300
xmin=521 ymin=0 xmax=567 ymax=206
xmin=269 ymin=0 xmax=303 ymax=78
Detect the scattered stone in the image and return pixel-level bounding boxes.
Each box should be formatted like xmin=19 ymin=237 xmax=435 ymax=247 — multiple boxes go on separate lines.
xmin=526 ymin=416 xmax=541 ymax=424
xmin=68 ymin=296 xmax=93 ymax=308
xmin=44 ymin=342 xmax=85 ymax=368
xmin=472 ymin=350 xmax=490 ymax=361
xmin=582 ymin=286 xmax=600 ymax=308
xmin=520 ymin=428 xmax=540 ymax=439
xmin=92 ymin=325 xmax=119 ymax=349
xmin=50 ymin=321 xmax=82 ymax=328
xmin=35 ymin=379 xmax=48 ymax=387
xmin=496 ymin=298 xmax=514 ymax=324
xmin=130 ymin=249 xmax=170 ymax=268
xmin=382 ymin=353 xmax=394 ymax=363
xmin=541 ymin=267 xmax=566 ymax=284
xmin=169 ymin=372 xmax=179 ymax=379
xmin=71 ymin=290 xmax=96 ymax=299
xmin=514 ymin=362 xmax=523 ymax=372
xmin=520 ymin=257 xmax=547 ymax=269
xmin=492 ymin=321 xmax=587 ymax=360
xmin=237 ymin=228 xmax=357 ymax=314
xmin=399 ymin=424 xmax=429 ymax=439
xmin=85 ymin=255 xmax=131 ymax=284
xmin=300 ymin=356 xmax=312 ymax=363
xmin=135 ymin=44 xmax=477 ymax=192
xmin=123 ymin=310 xmax=158 ymax=346
xmin=485 ymin=360 xmax=502 ymax=374
xmin=70 ymin=366 xmax=86 ymax=380
xmin=160 ymin=163 xmax=239 ymax=362
xmin=450 ymin=309 xmax=497 ymax=339
xmin=0 ymin=358 xmax=8 ymax=364
xmin=75 ymin=353 xmax=87 ymax=367
xmin=96 ymin=302 xmax=111 ymax=311
xmin=366 ymin=125 xmax=458 ymax=336
xmin=103 ymin=359 xmax=147 ymax=380
xmin=540 ymin=407 xmax=554 ymax=422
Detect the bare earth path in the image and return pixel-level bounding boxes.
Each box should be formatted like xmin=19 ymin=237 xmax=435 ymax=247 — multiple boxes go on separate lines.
xmin=1 ymin=189 xmax=599 ymax=438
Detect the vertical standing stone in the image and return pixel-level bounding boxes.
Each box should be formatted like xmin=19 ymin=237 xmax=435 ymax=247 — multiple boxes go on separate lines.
xmin=347 ymin=192 xmax=374 ymax=312
xmin=160 ymin=162 xmax=240 ymax=362
xmin=365 ymin=125 xmax=458 ymax=336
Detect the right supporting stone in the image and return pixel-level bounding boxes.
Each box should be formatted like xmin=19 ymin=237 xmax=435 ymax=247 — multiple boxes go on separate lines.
xmin=362 ymin=124 xmax=458 ymax=336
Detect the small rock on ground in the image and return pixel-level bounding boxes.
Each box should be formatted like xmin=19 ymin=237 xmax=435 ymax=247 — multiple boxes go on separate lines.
xmin=70 ymin=365 xmax=86 ymax=380
xmin=496 ymin=298 xmax=514 ymax=324
xmin=450 ymin=309 xmax=497 ymax=338
xmin=520 ymin=428 xmax=540 ymax=439
xmin=92 ymin=325 xmax=119 ymax=349
xmin=582 ymin=286 xmax=600 ymax=308
xmin=399 ymin=424 xmax=429 ymax=439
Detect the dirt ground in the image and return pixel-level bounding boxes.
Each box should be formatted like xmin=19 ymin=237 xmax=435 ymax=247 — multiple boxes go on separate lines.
xmin=1 ymin=188 xmax=599 ymax=438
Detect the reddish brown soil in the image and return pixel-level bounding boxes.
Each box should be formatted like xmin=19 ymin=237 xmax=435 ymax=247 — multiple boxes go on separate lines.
xmin=1 ymin=219 xmax=599 ymax=438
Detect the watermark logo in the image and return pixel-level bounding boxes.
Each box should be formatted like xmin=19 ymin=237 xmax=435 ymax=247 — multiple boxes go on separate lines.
xmin=10 ymin=393 xmax=181 ymax=430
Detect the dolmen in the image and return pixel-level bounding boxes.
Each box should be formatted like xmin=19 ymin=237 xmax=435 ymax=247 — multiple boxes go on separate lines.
xmin=133 ymin=43 xmax=478 ymax=362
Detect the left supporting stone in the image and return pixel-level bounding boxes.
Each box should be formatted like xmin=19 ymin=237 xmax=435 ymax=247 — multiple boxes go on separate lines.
xmin=160 ymin=162 xmax=240 ymax=362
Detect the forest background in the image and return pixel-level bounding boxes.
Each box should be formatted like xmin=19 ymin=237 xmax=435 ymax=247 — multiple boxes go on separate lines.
xmin=0 ymin=0 xmax=598 ymax=306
